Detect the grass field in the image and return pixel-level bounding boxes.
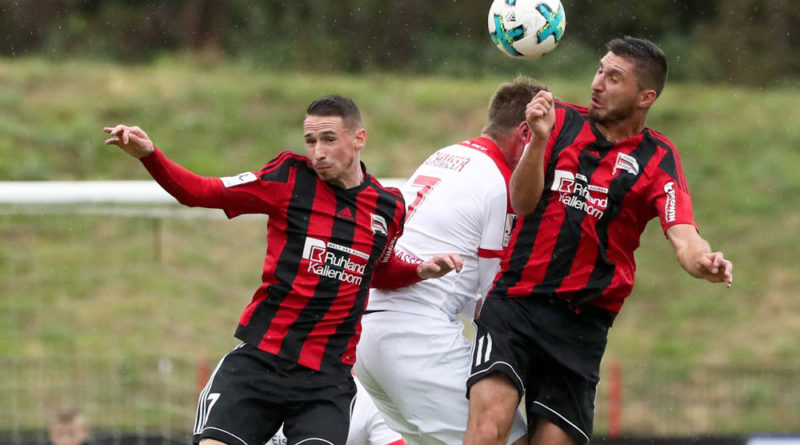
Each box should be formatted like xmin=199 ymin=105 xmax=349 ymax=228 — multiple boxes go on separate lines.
xmin=1 ymin=57 xmax=799 ymax=435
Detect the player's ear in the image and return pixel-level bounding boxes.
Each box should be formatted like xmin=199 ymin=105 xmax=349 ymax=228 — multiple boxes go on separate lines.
xmin=519 ymin=121 xmax=532 ymax=144
xmin=353 ymin=128 xmax=367 ymax=152
xmin=639 ymin=89 xmax=657 ymax=109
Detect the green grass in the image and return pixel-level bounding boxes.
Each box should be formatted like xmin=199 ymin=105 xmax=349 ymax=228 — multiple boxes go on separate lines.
xmin=1 ymin=57 xmax=799 ymax=435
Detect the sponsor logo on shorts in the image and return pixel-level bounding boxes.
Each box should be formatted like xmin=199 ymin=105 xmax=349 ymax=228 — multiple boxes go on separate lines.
xmin=551 ymin=170 xmax=608 ymax=219
xmin=302 ymin=237 xmax=369 ymax=285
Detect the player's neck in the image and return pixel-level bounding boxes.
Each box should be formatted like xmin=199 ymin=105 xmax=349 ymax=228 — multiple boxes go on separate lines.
xmin=595 ymin=115 xmax=646 ymax=143
xmin=332 ymin=163 xmax=365 ymax=189
xmin=481 ymin=133 xmax=516 ymax=167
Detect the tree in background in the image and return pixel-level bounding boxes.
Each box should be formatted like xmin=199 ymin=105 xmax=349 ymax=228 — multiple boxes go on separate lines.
xmin=0 ymin=0 xmax=797 ymax=85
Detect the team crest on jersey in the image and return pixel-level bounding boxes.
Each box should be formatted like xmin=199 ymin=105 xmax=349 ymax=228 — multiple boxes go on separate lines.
xmin=220 ymin=172 xmax=257 ymax=188
xmin=370 ymin=214 xmax=388 ymax=236
xmin=613 ymin=153 xmax=639 ymax=176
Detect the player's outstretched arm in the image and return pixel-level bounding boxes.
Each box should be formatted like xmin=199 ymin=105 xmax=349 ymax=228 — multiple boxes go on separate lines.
xmin=416 ymin=253 xmax=463 ymax=280
xmin=371 ymin=252 xmax=462 ymax=289
xmin=667 ymin=224 xmax=733 ymax=287
xmin=103 ymin=124 xmax=234 ymax=210
xmin=104 ymin=124 xmax=155 ymax=159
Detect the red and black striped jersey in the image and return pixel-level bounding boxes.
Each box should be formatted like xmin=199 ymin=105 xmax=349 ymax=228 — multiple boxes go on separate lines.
xmin=142 ymin=149 xmax=406 ymax=372
xmin=490 ymin=101 xmax=696 ymax=314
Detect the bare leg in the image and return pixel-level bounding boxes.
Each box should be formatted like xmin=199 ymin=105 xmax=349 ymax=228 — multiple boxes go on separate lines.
xmin=529 ymin=418 xmax=579 ymax=445
xmin=464 ymin=374 xmax=520 ymax=445
xmin=510 ymin=435 xmax=529 ymax=445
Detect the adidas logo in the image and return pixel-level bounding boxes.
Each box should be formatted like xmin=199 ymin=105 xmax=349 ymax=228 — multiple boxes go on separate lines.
xmin=336 ymin=207 xmax=355 ymax=221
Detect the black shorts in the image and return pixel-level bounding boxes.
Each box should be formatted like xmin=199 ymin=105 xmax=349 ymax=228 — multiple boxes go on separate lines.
xmin=193 ymin=343 xmax=356 ymax=445
xmin=467 ymin=296 xmax=615 ymax=444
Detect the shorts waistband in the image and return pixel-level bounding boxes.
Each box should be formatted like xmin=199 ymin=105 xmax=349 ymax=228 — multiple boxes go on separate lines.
xmin=534 ymin=295 xmax=616 ymax=324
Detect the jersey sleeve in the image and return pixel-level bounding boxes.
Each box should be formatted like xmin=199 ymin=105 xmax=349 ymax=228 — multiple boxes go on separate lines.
xmin=376 ymin=190 xmax=406 ymax=264
xmin=140 ymin=147 xmax=287 ymax=218
xmin=370 ymin=187 xmax=416 ymax=289
xmin=370 ymin=248 xmax=422 ymax=289
xmin=648 ymin=144 xmax=697 ymax=233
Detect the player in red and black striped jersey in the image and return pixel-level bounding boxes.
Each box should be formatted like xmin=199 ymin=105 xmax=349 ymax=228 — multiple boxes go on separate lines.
xmin=104 ymin=95 xmax=462 ymax=445
xmin=465 ymin=37 xmax=733 ymax=445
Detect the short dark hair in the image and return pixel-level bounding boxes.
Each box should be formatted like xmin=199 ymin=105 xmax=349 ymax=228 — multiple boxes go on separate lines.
xmin=306 ymin=95 xmax=362 ymax=131
xmin=483 ymin=75 xmax=548 ymax=138
xmin=607 ymin=36 xmax=668 ymax=97
xmin=52 ymin=407 xmax=85 ymax=424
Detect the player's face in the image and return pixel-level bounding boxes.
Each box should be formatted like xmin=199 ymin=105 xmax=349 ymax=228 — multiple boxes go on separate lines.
xmin=49 ymin=419 xmax=89 ymax=445
xmin=304 ymin=115 xmax=366 ymax=188
xmin=588 ymin=52 xmax=641 ymax=124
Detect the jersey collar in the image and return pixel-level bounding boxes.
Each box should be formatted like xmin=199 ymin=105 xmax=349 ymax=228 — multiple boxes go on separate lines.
xmin=460 ymin=136 xmax=513 ymax=177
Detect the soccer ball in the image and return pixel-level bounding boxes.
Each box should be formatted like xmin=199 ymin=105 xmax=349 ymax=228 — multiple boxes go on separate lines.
xmin=488 ymin=0 xmax=566 ymax=59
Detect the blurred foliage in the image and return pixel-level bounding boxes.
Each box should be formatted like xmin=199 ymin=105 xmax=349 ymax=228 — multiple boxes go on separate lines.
xmin=1 ymin=0 xmax=798 ymax=85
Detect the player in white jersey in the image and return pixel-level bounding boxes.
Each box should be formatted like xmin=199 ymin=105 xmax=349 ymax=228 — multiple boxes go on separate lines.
xmin=355 ymin=76 xmax=548 ymax=445
xmin=268 ymin=376 xmax=407 ymax=445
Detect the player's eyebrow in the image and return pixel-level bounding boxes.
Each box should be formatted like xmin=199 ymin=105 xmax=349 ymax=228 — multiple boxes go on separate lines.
xmin=599 ymin=58 xmax=628 ymax=77
xmin=608 ymin=63 xmax=628 ymax=74
xmin=305 ymin=129 xmax=338 ymax=138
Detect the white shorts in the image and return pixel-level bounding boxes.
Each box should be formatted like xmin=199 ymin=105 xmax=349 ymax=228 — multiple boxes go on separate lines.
xmin=355 ymin=311 xmax=527 ymax=445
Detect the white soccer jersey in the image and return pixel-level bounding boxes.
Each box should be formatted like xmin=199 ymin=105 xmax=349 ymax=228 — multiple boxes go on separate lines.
xmin=366 ymin=137 xmax=515 ymax=320
xmin=356 ymin=136 xmax=527 ymax=445
xmin=268 ymin=378 xmax=406 ymax=445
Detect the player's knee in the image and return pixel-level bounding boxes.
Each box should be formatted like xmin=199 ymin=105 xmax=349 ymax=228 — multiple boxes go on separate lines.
xmin=466 ymin=405 xmax=513 ymax=445
xmin=468 ymin=401 xmax=518 ymax=444
xmin=466 ymin=418 xmax=509 ymax=445
xmin=466 ymin=374 xmax=520 ymax=444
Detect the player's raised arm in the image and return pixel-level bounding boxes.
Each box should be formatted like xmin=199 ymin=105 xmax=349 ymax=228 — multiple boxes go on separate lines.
xmin=103 ymin=124 xmax=155 ymax=159
xmin=509 ymin=90 xmax=555 ymax=215
xmin=666 ymin=224 xmax=733 ymax=287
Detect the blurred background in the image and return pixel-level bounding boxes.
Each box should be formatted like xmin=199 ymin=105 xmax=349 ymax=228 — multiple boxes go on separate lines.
xmin=2 ymin=0 xmax=799 ymax=84
xmin=1 ymin=1 xmax=799 ymax=444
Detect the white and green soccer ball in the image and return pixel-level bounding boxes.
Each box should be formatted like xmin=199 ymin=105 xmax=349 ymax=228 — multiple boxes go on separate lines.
xmin=488 ymin=0 xmax=566 ymax=59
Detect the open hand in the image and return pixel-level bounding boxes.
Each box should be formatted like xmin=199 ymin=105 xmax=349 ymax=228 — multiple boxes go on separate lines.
xmin=697 ymin=251 xmax=733 ymax=288
xmin=103 ymin=124 xmax=155 ymax=159
xmin=417 ymin=253 xmax=463 ymax=280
